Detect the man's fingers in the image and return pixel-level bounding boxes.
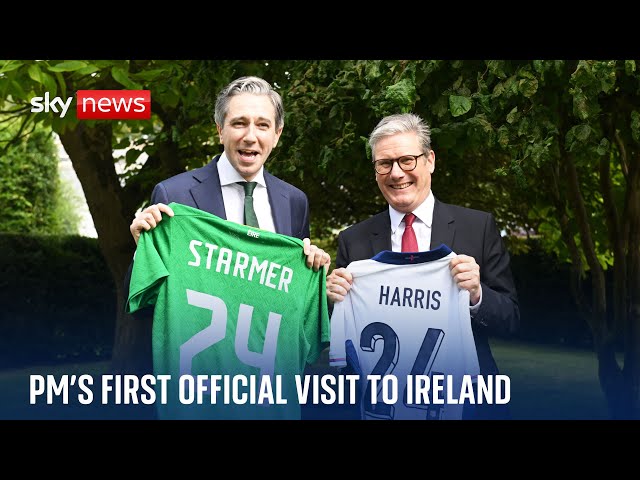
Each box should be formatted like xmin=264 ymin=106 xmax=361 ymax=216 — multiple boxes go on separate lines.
xmin=326 ymin=269 xmax=352 ymax=303
xmin=328 ymin=282 xmax=349 ymax=297
xmin=156 ymin=203 xmax=174 ymax=217
xmin=315 ymin=249 xmax=330 ymax=271
xmin=139 ymin=213 xmax=158 ymax=229
xmin=332 ymin=268 xmax=353 ymax=284
xmin=141 ymin=203 xmax=175 ymax=223
xmin=130 ymin=203 xmax=175 ymax=246
xmin=310 ymin=248 xmax=327 ymax=271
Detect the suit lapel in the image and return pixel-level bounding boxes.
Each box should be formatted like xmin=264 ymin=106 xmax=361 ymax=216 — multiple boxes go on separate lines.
xmin=370 ymin=211 xmax=392 ymax=254
xmin=430 ymin=199 xmax=455 ymax=250
xmin=190 ymin=155 xmax=227 ymax=219
xmin=265 ymin=171 xmax=291 ymax=236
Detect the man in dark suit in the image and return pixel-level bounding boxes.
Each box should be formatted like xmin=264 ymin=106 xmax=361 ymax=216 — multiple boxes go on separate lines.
xmin=326 ymin=113 xmax=519 ymax=419
xmin=128 ymin=75 xmax=329 ymax=266
xmin=124 ymin=77 xmax=330 ymax=402
xmin=124 ymin=77 xmax=331 ymax=420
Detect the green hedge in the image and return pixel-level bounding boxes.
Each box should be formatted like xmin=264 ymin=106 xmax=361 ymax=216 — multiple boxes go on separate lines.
xmin=0 ymin=233 xmax=115 ymax=368
xmin=509 ymin=240 xmax=592 ymax=348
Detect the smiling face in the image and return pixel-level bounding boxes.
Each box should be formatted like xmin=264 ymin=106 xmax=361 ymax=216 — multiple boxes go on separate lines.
xmin=216 ymin=93 xmax=283 ymax=181
xmin=374 ymin=131 xmax=435 ymax=213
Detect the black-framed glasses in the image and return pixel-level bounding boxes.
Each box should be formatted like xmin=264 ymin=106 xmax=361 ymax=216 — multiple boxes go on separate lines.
xmin=372 ymin=153 xmax=425 ymax=175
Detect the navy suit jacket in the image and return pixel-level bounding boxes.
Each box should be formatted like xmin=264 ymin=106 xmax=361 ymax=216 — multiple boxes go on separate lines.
xmin=124 ymin=155 xmax=311 ymax=305
xmin=147 ymin=155 xmax=310 ymax=239
xmin=335 ymin=197 xmax=520 ymax=377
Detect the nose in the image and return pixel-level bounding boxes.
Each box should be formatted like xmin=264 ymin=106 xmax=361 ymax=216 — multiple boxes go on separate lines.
xmin=243 ymin=124 xmax=257 ymax=143
xmin=389 ymin=160 xmax=405 ymax=178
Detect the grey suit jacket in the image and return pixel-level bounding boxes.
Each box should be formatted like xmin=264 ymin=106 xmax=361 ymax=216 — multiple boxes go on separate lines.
xmin=335 ymin=196 xmax=520 ymax=377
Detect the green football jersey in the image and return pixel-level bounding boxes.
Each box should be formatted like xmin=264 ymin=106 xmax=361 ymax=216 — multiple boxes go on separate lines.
xmin=126 ymin=202 xmax=330 ymax=420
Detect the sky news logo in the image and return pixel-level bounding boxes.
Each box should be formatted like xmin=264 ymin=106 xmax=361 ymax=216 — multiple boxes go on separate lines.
xmin=30 ymin=90 xmax=151 ymax=120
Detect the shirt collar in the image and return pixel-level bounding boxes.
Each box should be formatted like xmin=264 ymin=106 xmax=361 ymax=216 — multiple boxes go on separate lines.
xmin=389 ymin=190 xmax=435 ymax=233
xmin=217 ymin=152 xmax=267 ymax=187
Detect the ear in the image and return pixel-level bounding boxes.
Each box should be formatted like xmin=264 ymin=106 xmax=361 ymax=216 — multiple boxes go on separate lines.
xmin=216 ymin=123 xmax=223 ymax=142
xmin=426 ymin=149 xmax=436 ymax=173
xmin=273 ymin=125 xmax=283 ymax=147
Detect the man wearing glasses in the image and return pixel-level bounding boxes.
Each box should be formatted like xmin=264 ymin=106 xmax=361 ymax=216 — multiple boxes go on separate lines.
xmin=326 ymin=113 xmax=519 ymax=420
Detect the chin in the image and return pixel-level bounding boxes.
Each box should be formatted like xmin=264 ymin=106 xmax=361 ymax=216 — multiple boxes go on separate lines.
xmin=238 ymin=163 xmax=258 ymax=173
xmin=388 ymin=194 xmax=411 ymax=206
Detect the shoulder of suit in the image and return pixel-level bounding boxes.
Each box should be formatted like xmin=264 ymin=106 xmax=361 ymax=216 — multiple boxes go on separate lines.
xmin=339 ymin=210 xmax=388 ymax=238
xmin=156 ymin=160 xmax=216 ymax=188
xmin=264 ymin=170 xmax=308 ymax=199
xmin=436 ymin=199 xmax=493 ymax=220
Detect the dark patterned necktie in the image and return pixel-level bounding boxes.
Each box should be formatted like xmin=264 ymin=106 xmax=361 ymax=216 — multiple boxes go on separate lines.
xmin=237 ymin=181 xmax=259 ymax=228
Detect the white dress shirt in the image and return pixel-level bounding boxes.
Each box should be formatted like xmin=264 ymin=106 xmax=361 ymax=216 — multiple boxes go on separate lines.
xmin=389 ymin=190 xmax=434 ymax=252
xmin=217 ymin=153 xmax=276 ymax=233
xmin=388 ymin=190 xmax=482 ymax=312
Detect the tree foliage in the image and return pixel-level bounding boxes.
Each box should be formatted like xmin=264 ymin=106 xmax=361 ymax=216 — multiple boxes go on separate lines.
xmin=0 ymin=125 xmax=76 ymax=234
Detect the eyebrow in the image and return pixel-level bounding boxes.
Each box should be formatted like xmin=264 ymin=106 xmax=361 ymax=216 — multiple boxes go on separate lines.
xmin=227 ymin=115 xmax=273 ymax=124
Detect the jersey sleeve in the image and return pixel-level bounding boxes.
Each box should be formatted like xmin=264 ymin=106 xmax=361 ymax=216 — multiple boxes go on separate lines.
xmin=126 ymin=222 xmax=171 ymax=314
xmin=303 ymin=269 xmax=331 ymax=365
xmin=329 ymin=300 xmax=347 ymax=368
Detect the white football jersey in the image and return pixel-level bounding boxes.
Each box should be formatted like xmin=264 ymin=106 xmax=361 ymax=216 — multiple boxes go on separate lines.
xmin=329 ymin=245 xmax=480 ymax=420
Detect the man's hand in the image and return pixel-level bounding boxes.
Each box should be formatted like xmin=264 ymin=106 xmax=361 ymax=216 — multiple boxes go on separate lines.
xmin=449 ymin=254 xmax=482 ymax=305
xmin=302 ymin=238 xmax=331 ymax=272
xmin=326 ymin=267 xmax=353 ymax=304
xmin=130 ymin=203 xmax=175 ymax=245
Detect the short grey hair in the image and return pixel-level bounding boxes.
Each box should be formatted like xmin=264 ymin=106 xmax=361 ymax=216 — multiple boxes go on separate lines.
xmin=369 ymin=113 xmax=431 ymax=159
xmin=214 ymin=76 xmax=285 ymax=130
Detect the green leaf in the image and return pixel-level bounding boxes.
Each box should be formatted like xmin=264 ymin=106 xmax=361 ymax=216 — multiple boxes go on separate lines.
xmin=28 ymin=65 xmax=57 ymax=97
xmin=449 ymin=95 xmax=472 ymax=117
xmin=125 ymin=148 xmax=143 ymax=164
xmin=575 ymin=124 xmax=591 ymax=142
xmin=133 ymin=69 xmax=167 ymax=81
xmin=0 ymin=60 xmax=23 ymax=73
xmin=486 ymin=60 xmax=507 ymax=79
xmin=365 ymin=61 xmax=381 ymax=80
xmin=111 ymin=67 xmax=141 ymax=90
xmin=48 ymin=61 xmax=88 ymax=72
xmin=518 ymin=68 xmax=536 ymax=80
xmin=505 ymin=75 xmax=518 ymax=96
xmin=384 ymin=78 xmax=416 ymax=109
xmin=154 ymin=89 xmax=179 ymax=109
xmin=497 ymin=125 xmax=510 ymax=148
xmin=76 ymin=65 xmax=100 ymax=75
xmin=54 ymin=72 xmax=66 ymax=99
xmin=573 ymin=91 xmax=589 ymax=120
xmin=625 ymin=60 xmax=636 ymax=75
xmin=506 ymin=106 xmax=519 ymax=124
xmin=27 ymin=64 xmax=45 ymax=85
xmin=596 ymin=138 xmax=610 ymax=156
xmin=42 ymin=72 xmax=57 ymax=97
xmin=532 ymin=60 xmax=545 ymax=73
xmin=518 ymin=78 xmax=539 ymax=98
xmin=9 ymin=80 xmax=27 ymax=99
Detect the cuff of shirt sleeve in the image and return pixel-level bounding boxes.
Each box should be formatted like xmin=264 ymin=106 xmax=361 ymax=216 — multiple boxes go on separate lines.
xmin=469 ymin=286 xmax=482 ymax=316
